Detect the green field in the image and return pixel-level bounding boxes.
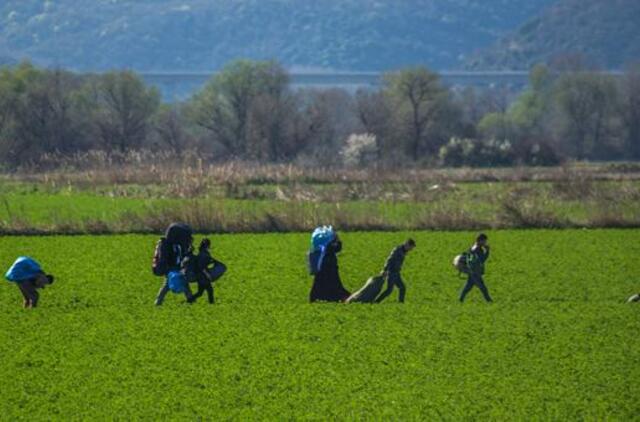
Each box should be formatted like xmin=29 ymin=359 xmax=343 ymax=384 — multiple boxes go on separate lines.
xmin=1 ymin=230 xmax=638 ymax=419
xmin=1 ymin=179 xmax=640 ymax=233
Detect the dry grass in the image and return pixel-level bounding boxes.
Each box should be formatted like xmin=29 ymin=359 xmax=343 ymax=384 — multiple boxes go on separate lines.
xmin=10 ymin=151 xmax=640 ymax=192
xmin=2 ymin=151 xmax=640 ymax=234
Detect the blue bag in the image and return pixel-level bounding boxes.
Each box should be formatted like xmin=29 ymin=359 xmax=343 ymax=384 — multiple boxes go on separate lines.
xmin=5 ymin=257 xmax=43 ymax=283
xmin=307 ymin=226 xmax=336 ymax=275
xmin=167 ymin=271 xmax=187 ymax=293
xmin=311 ymin=226 xmax=335 ymax=250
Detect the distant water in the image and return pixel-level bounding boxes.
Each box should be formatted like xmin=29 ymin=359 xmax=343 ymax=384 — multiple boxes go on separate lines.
xmin=141 ymin=71 xmax=531 ymax=102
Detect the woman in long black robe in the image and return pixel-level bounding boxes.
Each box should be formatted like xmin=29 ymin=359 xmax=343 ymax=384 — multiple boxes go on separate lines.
xmin=309 ymin=238 xmax=351 ymax=303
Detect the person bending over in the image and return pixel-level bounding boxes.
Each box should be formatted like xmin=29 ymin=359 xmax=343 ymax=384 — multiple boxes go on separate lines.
xmin=5 ymin=257 xmax=55 ymax=308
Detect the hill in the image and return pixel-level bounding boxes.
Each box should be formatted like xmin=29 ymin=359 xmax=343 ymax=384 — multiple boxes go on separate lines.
xmin=467 ymin=0 xmax=640 ymax=70
xmin=0 ymin=0 xmax=554 ymax=72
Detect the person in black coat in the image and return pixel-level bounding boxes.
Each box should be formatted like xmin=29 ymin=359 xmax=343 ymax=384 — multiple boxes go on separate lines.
xmin=309 ymin=235 xmax=351 ymax=303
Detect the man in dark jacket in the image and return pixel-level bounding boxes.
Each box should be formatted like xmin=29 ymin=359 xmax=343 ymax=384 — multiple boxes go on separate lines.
xmin=309 ymin=234 xmax=351 ymax=303
xmin=376 ymin=239 xmax=416 ymax=303
xmin=459 ymin=233 xmax=493 ymax=303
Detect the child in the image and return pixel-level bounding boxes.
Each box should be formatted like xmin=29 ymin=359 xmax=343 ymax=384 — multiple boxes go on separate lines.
xmin=5 ymin=257 xmax=55 ymax=308
xmin=188 ymin=239 xmax=227 ymax=304
xmin=459 ymin=233 xmax=493 ymax=303
xmin=376 ymin=238 xmax=416 ymax=303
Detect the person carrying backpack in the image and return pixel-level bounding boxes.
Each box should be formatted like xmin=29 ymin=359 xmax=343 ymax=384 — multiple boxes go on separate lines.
xmin=309 ymin=230 xmax=350 ymax=303
xmin=459 ymin=233 xmax=493 ymax=303
xmin=183 ymin=238 xmax=227 ymax=304
xmin=375 ymin=239 xmax=416 ymax=303
xmin=5 ymin=257 xmax=55 ymax=308
xmin=152 ymin=223 xmax=195 ymax=305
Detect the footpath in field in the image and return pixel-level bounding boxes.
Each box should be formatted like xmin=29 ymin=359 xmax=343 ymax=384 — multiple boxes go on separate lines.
xmin=0 ymin=230 xmax=639 ymax=419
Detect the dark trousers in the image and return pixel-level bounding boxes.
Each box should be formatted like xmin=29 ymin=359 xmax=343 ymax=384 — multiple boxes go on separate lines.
xmin=18 ymin=281 xmax=39 ymax=308
xmin=460 ymin=274 xmax=492 ymax=303
xmin=376 ymin=272 xmax=406 ymax=303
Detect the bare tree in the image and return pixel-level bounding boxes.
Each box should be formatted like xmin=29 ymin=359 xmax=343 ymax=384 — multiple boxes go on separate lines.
xmin=555 ymin=72 xmax=617 ymax=160
xmin=621 ymin=64 xmax=640 ymax=159
xmin=80 ymin=71 xmax=160 ymax=152
xmin=383 ymin=67 xmax=449 ymax=160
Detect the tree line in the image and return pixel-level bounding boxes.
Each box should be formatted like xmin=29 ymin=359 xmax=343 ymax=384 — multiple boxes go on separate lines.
xmin=0 ymin=60 xmax=639 ymax=169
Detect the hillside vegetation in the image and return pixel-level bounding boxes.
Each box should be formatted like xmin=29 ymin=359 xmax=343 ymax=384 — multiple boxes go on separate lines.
xmin=467 ymin=0 xmax=640 ymax=70
xmin=0 ymin=0 xmax=554 ymax=71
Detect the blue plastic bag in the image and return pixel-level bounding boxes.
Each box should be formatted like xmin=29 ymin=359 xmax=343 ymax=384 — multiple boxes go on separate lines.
xmin=311 ymin=226 xmax=335 ymax=250
xmin=167 ymin=271 xmax=187 ymax=293
xmin=5 ymin=257 xmax=43 ymax=283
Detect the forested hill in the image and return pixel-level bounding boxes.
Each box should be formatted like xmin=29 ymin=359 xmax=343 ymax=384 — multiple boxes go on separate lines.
xmin=467 ymin=0 xmax=640 ymax=70
xmin=0 ymin=0 xmax=554 ymax=72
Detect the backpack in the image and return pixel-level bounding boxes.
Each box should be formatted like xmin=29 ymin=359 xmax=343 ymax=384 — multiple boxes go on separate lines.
xmin=165 ymin=223 xmax=193 ymax=250
xmin=452 ymin=250 xmax=483 ymax=276
xmin=152 ymin=237 xmax=181 ymax=276
xmin=152 ymin=223 xmax=194 ymax=277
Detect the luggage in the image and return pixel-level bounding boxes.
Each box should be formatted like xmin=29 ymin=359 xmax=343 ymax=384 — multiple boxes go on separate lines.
xmin=307 ymin=226 xmax=335 ymax=275
xmin=5 ymin=257 xmax=43 ymax=283
xmin=167 ymin=271 xmax=187 ymax=293
xmin=346 ymin=275 xmax=386 ymax=303
xmin=152 ymin=223 xmax=194 ymax=276
xmin=165 ymin=223 xmax=193 ymax=247
xmin=453 ymin=250 xmax=484 ymax=275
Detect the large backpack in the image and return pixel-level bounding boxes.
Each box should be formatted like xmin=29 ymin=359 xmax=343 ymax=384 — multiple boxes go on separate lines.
xmin=165 ymin=223 xmax=193 ymax=250
xmin=152 ymin=238 xmax=176 ymax=276
xmin=152 ymin=223 xmax=194 ymax=276
xmin=452 ymin=250 xmax=483 ymax=276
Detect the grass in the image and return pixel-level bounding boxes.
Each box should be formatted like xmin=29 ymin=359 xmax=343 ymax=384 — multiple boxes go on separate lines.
xmin=1 ymin=178 xmax=640 ymax=233
xmin=1 ymin=230 xmax=639 ymax=419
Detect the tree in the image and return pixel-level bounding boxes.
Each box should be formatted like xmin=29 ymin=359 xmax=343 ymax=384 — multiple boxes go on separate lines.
xmin=555 ymin=72 xmax=618 ymax=160
xmin=80 ymin=71 xmax=160 ymax=152
xmin=354 ymin=89 xmax=394 ymax=161
xmin=153 ymin=104 xmax=191 ymax=154
xmin=383 ymin=67 xmax=450 ymax=161
xmin=0 ymin=63 xmax=84 ymax=165
xmin=620 ymin=64 xmax=640 ymax=160
xmin=188 ymin=60 xmax=290 ymax=158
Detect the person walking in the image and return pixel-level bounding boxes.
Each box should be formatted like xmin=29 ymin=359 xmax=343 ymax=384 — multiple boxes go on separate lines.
xmin=309 ymin=233 xmax=351 ymax=303
xmin=186 ymin=238 xmax=227 ymax=304
xmin=459 ymin=233 xmax=493 ymax=303
xmin=154 ymin=223 xmax=195 ymax=305
xmin=376 ymin=239 xmax=416 ymax=303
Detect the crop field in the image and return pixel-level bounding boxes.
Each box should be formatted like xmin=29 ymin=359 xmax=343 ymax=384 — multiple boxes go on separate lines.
xmin=1 ymin=229 xmax=638 ymax=419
